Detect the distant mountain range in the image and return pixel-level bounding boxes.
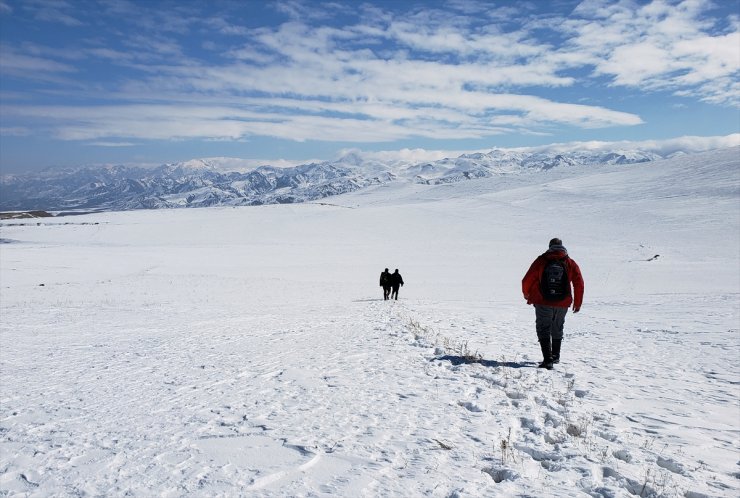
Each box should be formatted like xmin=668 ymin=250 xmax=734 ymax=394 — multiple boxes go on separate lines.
xmin=0 ymin=148 xmax=669 ymax=212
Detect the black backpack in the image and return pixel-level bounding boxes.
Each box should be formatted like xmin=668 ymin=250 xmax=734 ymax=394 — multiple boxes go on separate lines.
xmin=540 ymin=258 xmax=569 ymax=301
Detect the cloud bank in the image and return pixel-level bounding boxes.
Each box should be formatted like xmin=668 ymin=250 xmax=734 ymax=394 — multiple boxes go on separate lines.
xmin=338 ymin=133 xmax=740 ymax=165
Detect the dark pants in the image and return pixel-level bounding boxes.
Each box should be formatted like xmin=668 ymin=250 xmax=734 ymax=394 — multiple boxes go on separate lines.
xmin=534 ymin=305 xmax=567 ymax=360
xmin=382 ymin=285 xmax=391 ymax=300
xmin=391 ymin=285 xmax=400 ymax=300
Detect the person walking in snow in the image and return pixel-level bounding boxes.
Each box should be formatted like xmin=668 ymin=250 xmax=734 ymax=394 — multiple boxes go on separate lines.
xmin=389 ymin=269 xmax=404 ymax=300
xmin=522 ymin=238 xmax=584 ymax=370
xmin=379 ymin=268 xmax=392 ymax=300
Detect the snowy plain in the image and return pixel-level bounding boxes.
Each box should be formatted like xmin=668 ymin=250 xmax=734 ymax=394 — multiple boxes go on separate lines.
xmin=0 ymin=147 xmax=738 ymax=497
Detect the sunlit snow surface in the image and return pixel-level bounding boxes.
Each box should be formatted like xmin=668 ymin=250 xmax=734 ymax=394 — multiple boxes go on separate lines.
xmin=1 ymin=148 xmax=738 ymax=497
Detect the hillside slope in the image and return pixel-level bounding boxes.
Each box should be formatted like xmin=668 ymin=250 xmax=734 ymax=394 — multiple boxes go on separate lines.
xmin=0 ymin=148 xmax=738 ymax=496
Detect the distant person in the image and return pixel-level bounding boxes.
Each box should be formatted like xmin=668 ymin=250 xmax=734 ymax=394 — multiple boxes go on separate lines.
xmin=390 ymin=269 xmax=404 ymax=300
xmin=379 ymin=268 xmax=392 ymax=300
xmin=522 ymin=238 xmax=584 ymax=370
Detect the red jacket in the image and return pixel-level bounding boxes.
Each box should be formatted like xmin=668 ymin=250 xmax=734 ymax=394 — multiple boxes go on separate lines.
xmin=522 ymin=249 xmax=584 ymax=310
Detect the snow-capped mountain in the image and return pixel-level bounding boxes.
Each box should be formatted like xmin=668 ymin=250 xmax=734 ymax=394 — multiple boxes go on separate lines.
xmin=0 ymin=148 xmax=668 ymax=212
xmin=0 ymin=159 xmax=374 ymax=212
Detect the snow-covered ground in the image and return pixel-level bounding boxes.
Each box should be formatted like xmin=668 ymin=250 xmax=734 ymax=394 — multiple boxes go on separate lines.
xmin=1 ymin=148 xmax=738 ymax=497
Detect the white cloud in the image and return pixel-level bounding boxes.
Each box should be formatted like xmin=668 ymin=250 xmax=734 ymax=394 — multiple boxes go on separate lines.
xmin=561 ymin=0 xmax=740 ymax=106
xmin=599 ymin=42 xmax=676 ymax=86
xmin=335 ymin=147 xmax=481 ymax=165
xmin=519 ymin=133 xmax=740 ymax=156
xmin=1 ymin=90 xmax=643 ymax=143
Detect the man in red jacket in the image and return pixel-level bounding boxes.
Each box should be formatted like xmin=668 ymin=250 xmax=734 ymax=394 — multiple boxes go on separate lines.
xmin=522 ymin=238 xmax=584 ymax=370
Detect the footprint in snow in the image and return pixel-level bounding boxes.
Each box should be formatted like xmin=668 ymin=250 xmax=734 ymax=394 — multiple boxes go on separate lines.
xmin=457 ymin=401 xmax=483 ymax=412
xmin=596 ymin=430 xmax=618 ymax=442
xmin=612 ymin=449 xmax=632 ymax=463
xmin=601 ymin=466 xmax=663 ymax=497
xmin=505 ymin=390 xmax=527 ymax=400
xmin=519 ymin=417 xmax=542 ymax=434
xmin=514 ymin=444 xmax=560 ymax=462
xmin=656 ymin=456 xmax=687 ymax=475
xmin=482 ymin=467 xmax=519 ymax=483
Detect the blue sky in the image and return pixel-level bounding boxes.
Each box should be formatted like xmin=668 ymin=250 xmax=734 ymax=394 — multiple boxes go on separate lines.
xmin=0 ymin=0 xmax=738 ymax=173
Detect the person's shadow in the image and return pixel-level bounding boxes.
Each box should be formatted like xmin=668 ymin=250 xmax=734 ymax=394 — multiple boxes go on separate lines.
xmin=434 ymin=355 xmax=536 ymax=369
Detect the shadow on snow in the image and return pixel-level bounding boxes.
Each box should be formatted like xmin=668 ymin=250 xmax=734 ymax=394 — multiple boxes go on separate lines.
xmin=434 ymin=355 xmax=536 ymax=369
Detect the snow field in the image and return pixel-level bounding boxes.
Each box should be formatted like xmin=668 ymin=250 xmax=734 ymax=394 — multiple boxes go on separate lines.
xmin=0 ymin=148 xmax=738 ymax=496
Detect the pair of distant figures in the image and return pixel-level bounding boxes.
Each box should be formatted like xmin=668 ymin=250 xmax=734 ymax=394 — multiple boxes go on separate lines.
xmin=379 ymin=268 xmax=404 ymax=300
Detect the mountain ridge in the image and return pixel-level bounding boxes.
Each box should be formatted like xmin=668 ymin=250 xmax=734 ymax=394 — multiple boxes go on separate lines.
xmin=0 ymin=146 xmax=728 ymax=213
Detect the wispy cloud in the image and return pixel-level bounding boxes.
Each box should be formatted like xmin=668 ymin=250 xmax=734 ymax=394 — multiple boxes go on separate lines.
xmin=0 ymin=126 xmax=32 ymax=137
xmin=85 ymin=141 xmax=137 ymax=147
xmin=0 ymin=47 xmax=77 ymax=75
xmin=0 ymin=46 xmax=79 ymax=87
xmin=23 ymin=0 xmax=83 ymax=26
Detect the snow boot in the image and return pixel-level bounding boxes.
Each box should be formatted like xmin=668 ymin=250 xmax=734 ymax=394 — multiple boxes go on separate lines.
xmin=552 ymin=338 xmax=562 ymax=364
xmin=538 ymin=341 xmax=554 ymax=370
